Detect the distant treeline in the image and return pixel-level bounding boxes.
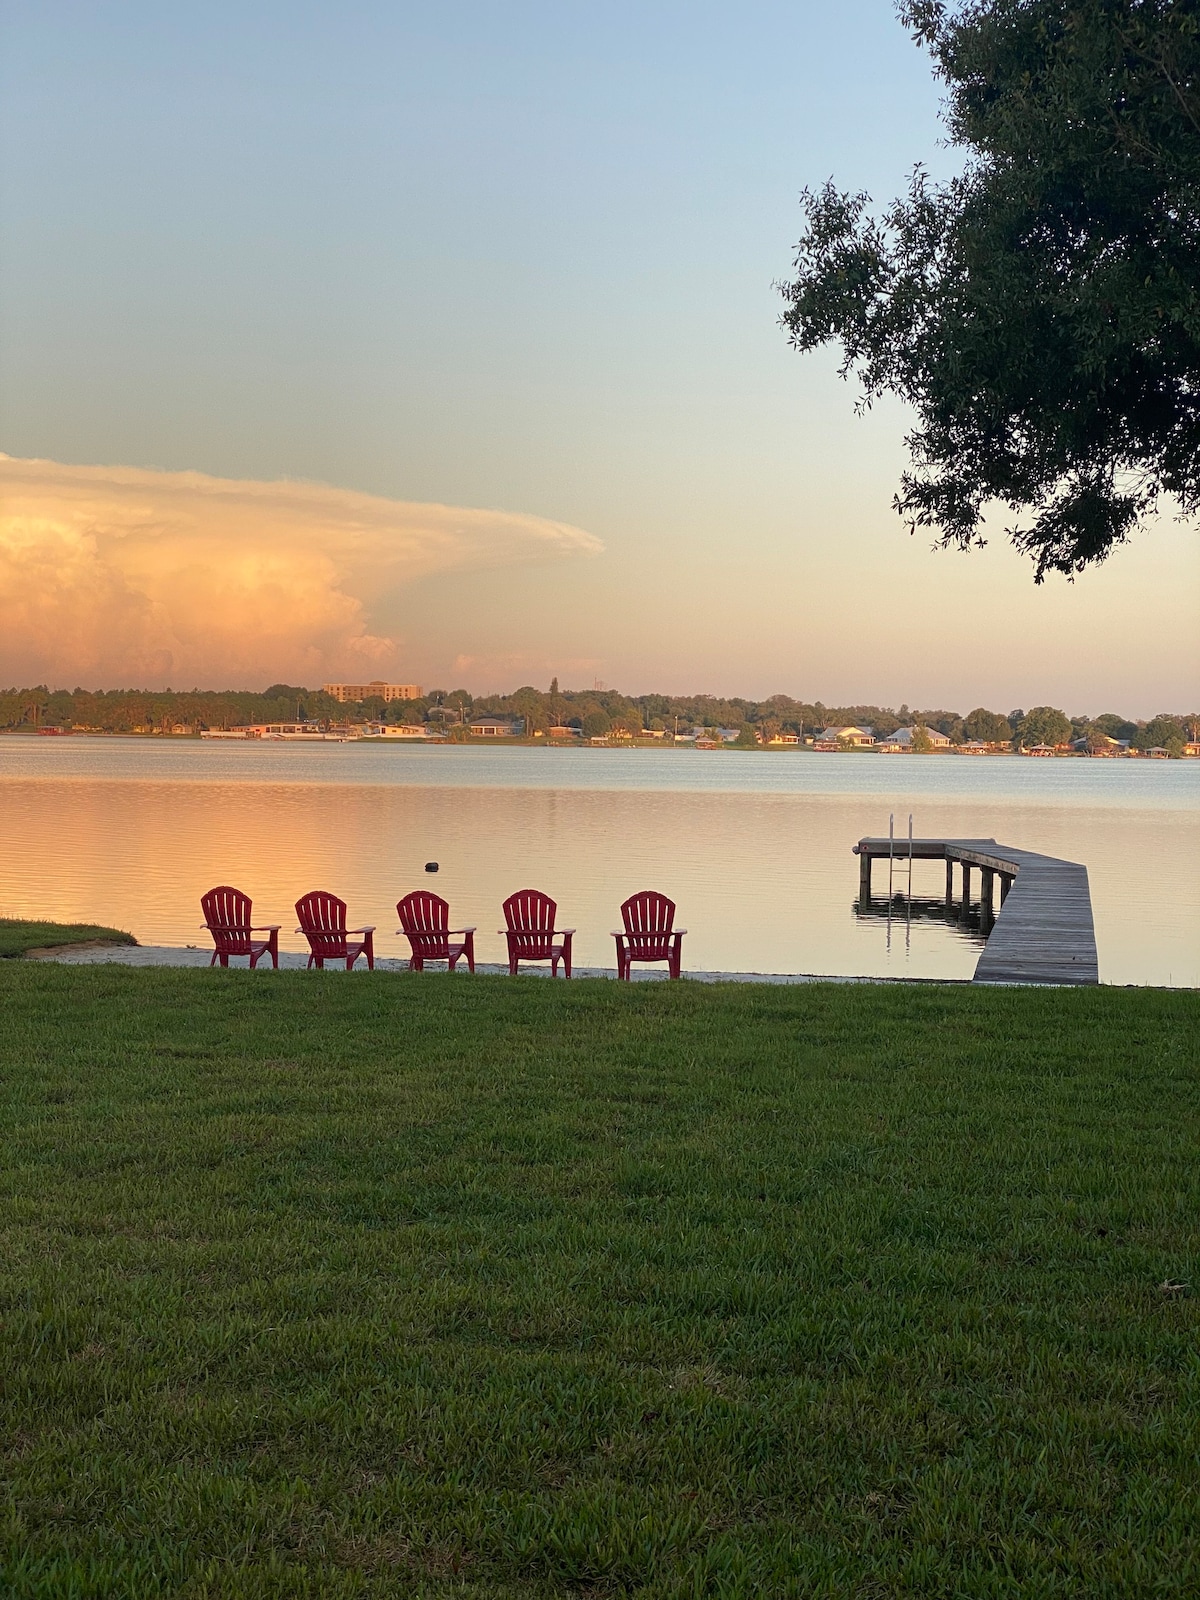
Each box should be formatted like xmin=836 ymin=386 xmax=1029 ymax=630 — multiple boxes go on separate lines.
xmin=1 ymin=683 xmax=1196 ymax=752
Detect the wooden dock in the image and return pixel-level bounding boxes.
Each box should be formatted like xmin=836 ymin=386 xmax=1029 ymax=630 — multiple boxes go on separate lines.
xmin=853 ymin=836 xmax=1099 ymax=986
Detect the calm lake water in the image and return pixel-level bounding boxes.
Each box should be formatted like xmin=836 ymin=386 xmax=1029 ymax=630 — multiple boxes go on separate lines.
xmin=1 ymin=739 xmax=1196 ymax=986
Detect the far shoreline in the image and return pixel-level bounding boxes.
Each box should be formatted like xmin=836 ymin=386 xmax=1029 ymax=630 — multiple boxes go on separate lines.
xmin=1 ymin=728 xmax=1193 ymax=760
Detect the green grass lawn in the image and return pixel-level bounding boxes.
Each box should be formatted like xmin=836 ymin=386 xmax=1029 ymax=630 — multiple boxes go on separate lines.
xmin=0 ymin=919 xmax=136 ymax=958
xmin=1 ymin=967 xmax=1197 ymax=1598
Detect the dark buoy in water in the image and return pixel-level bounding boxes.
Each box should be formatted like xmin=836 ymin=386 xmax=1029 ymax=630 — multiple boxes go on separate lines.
xmin=425 ymin=862 xmax=439 ymax=873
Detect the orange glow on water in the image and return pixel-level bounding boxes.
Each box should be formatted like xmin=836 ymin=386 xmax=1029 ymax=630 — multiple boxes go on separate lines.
xmin=1 ymin=742 xmax=1195 ymax=984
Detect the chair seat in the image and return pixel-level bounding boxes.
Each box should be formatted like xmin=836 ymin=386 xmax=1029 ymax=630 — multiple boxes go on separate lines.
xmin=408 ymin=935 xmax=471 ymax=962
xmin=308 ymin=937 xmax=360 ymax=958
xmin=503 ymin=931 xmax=570 ymax=959
xmin=302 ymin=934 xmax=374 ymax=969
xmin=615 ymin=932 xmax=683 ymax=960
xmin=210 ymin=933 xmax=277 ymax=967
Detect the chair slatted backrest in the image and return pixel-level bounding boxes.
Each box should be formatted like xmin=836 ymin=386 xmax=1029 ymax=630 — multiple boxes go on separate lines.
xmin=296 ymin=890 xmax=349 ymax=957
xmin=202 ymin=885 xmax=253 ymax=955
xmin=503 ymin=889 xmax=557 ymax=955
xmin=398 ymin=890 xmax=451 ymax=957
xmin=621 ymin=890 xmax=676 ymax=954
xmin=504 ymin=889 xmax=556 ymax=933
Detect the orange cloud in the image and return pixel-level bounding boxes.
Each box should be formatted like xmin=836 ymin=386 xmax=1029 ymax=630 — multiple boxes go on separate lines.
xmin=0 ymin=457 xmax=602 ymax=688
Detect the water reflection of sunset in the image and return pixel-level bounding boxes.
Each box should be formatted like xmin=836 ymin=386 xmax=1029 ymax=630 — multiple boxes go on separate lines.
xmin=1 ymin=752 xmax=1196 ymax=984
xmin=4 ymin=776 xmax=975 ymax=977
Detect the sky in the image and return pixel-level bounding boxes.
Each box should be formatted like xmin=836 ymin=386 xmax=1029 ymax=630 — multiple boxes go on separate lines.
xmin=0 ymin=0 xmax=1196 ymax=716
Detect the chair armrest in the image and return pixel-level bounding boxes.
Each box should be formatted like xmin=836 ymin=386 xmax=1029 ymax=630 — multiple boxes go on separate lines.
xmin=250 ymin=924 xmax=281 ymax=931
xmin=671 ymin=929 xmax=687 ymax=936
xmin=610 ymin=931 xmax=627 ymax=938
xmin=449 ymin=926 xmax=477 ymax=934
xmin=348 ymin=926 xmax=376 ymax=933
xmin=559 ymin=928 xmax=576 ymax=935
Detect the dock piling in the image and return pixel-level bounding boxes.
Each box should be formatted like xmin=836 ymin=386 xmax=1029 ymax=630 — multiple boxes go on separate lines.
xmin=959 ymin=862 xmax=973 ymax=923
xmin=980 ymin=866 xmax=995 ymax=932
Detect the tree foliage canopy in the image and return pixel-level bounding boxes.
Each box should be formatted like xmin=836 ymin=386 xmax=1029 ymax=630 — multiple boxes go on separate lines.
xmin=1134 ymin=711 xmax=1187 ymax=749
xmin=964 ymin=706 xmax=1014 ymax=741
xmin=781 ymin=0 xmax=1200 ymax=578
xmin=1018 ymin=704 xmax=1074 ymax=745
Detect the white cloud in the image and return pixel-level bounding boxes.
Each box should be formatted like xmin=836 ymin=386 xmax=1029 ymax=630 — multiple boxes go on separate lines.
xmin=0 ymin=457 xmax=601 ymax=688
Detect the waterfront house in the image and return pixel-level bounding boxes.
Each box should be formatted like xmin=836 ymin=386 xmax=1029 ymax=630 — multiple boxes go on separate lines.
xmin=877 ymin=725 xmax=951 ymax=752
xmin=470 ymin=717 xmax=524 ymax=737
xmin=815 ymin=726 xmax=876 ymax=750
xmin=1071 ymin=733 xmax=1131 ymax=756
xmin=547 ymin=724 xmax=582 ymax=738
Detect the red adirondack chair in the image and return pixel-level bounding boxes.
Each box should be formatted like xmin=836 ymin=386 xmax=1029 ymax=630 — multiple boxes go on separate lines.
xmin=613 ymin=890 xmax=685 ymax=980
xmin=200 ymin=885 xmax=279 ymax=969
xmin=397 ymin=890 xmax=476 ymax=972
xmin=500 ymin=888 xmax=574 ymax=977
xmin=294 ymin=890 xmax=375 ymax=970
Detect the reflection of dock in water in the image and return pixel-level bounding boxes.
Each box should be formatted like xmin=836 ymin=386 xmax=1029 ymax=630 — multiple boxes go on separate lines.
xmin=854 ymin=837 xmax=1099 ymax=986
xmin=854 ymin=892 xmax=987 ymax=945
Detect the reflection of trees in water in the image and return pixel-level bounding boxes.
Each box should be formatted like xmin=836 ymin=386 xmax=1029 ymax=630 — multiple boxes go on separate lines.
xmin=852 ymin=896 xmax=988 ymax=948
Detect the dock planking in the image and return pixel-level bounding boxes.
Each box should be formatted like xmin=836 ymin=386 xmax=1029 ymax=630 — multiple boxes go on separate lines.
xmin=853 ymin=836 xmax=1099 ymax=986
